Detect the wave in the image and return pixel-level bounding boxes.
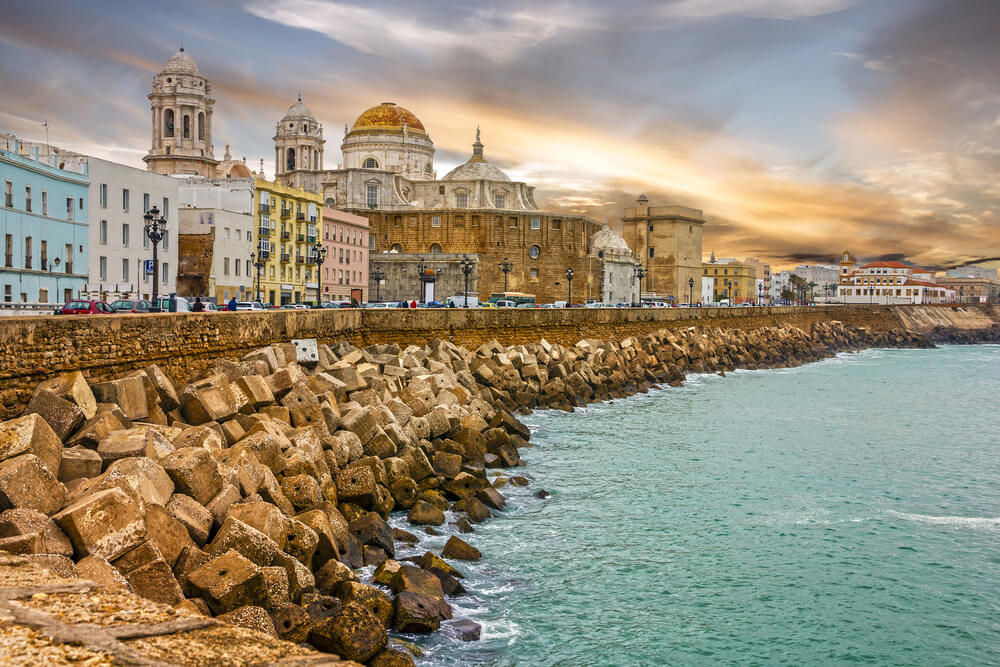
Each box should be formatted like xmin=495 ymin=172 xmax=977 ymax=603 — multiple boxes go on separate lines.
xmin=888 ymin=510 xmax=1000 ymax=530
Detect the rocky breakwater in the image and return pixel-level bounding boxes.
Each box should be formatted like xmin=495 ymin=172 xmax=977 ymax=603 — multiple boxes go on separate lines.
xmin=0 ymin=320 xmax=929 ymax=665
xmin=925 ymin=322 xmax=1000 ymax=344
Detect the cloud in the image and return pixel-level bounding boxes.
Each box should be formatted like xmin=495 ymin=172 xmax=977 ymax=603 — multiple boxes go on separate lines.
xmin=657 ymin=0 xmax=858 ymax=20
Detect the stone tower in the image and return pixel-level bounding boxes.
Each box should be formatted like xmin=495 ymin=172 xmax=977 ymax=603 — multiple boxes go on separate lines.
xmin=274 ymin=94 xmax=325 ymax=183
xmin=144 ymin=48 xmax=217 ymax=177
xmin=621 ymin=195 xmax=705 ymax=302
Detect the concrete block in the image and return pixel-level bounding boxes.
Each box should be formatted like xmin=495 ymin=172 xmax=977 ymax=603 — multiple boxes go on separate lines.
xmin=161 ymin=447 xmax=223 ymax=505
xmin=0 ymin=413 xmax=63 ymax=478
xmin=25 ymin=389 xmax=84 ymax=442
xmin=166 ymin=493 xmax=214 ymax=545
xmin=0 ymin=508 xmax=74 ymax=557
xmin=53 ymin=487 xmax=146 ymax=560
xmin=36 ymin=371 xmax=97 ymax=419
xmin=91 ymin=377 xmax=148 ymax=422
xmin=0 ymin=454 xmax=66 ymax=516
xmin=188 ymin=549 xmax=267 ymax=615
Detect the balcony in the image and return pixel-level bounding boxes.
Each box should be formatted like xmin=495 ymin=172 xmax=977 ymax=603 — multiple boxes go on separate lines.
xmin=296 ymin=256 xmax=306 ymax=264
xmin=65 ymin=263 xmax=72 ymax=274
xmin=258 ymin=204 xmax=270 ymax=214
xmin=306 ymin=235 xmax=317 ymax=244
xmin=258 ymin=250 xmax=270 ymax=260
xmin=258 ymin=227 xmax=272 ymax=237
xmin=3 ymin=195 xmax=11 ymax=208
xmin=297 ymin=234 xmax=305 ymax=243
xmin=281 ymin=229 xmax=291 ymax=240
xmin=281 ymin=253 xmax=290 ymax=263
xmin=296 ymin=212 xmax=305 ymax=221
xmin=280 ymin=208 xmax=292 ymax=219
xmin=309 ymin=216 xmax=317 ymax=223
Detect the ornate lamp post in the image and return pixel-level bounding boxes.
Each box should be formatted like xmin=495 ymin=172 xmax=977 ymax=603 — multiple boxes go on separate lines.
xmin=460 ymin=256 xmax=474 ymax=308
xmin=416 ymin=257 xmax=428 ymax=303
xmin=250 ymin=250 xmax=266 ymax=304
xmin=688 ymin=276 xmax=694 ymax=305
xmin=371 ymin=267 xmax=385 ymax=303
xmin=498 ymin=257 xmax=513 ymax=293
xmin=143 ymin=205 xmax=166 ymax=312
xmin=310 ymin=241 xmax=327 ymax=306
xmin=758 ymin=282 xmax=763 ymax=306
xmin=565 ymin=267 xmax=574 ymax=307
xmin=724 ymin=278 xmax=732 ymax=304
xmin=633 ymin=264 xmax=647 ymax=306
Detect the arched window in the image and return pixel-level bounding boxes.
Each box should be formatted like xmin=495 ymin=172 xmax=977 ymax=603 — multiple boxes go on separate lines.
xmin=183 ymin=115 xmax=190 ymax=139
xmin=390 ymin=243 xmax=403 ymax=252
xmin=303 ymin=124 xmax=308 ymax=132
xmin=164 ymin=109 xmax=174 ymax=137
xmin=198 ymin=112 xmax=205 ymax=141
xmin=287 ymin=148 xmax=296 ymax=171
xmin=363 ymin=158 xmax=379 ymax=169
xmin=325 ymin=198 xmax=336 ymax=207
xmin=430 ymin=243 xmax=442 ymax=253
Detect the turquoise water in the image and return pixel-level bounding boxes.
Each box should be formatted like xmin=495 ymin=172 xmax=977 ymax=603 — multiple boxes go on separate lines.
xmin=394 ymin=345 xmax=1000 ymax=665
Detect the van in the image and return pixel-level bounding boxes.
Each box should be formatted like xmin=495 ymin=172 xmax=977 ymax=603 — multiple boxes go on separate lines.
xmin=495 ymin=300 xmax=516 ymax=308
xmin=155 ymin=296 xmax=192 ymax=312
xmin=446 ymin=295 xmax=480 ymax=307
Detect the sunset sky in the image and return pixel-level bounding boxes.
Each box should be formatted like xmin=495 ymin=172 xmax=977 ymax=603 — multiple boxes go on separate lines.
xmin=2 ymin=0 xmax=998 ymax=270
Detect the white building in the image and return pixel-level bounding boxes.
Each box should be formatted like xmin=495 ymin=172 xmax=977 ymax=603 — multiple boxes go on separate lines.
xmin=589 ymin=225 xmax=639 ymax=304
xmin=701 ymin=276 xmax=714 ymax=304
xmin=837 ymin=252 xmax=954 ymax=304
xmin=60 ymin=155 xmax=179 ymax=301
xmin=177 ymin=177 xmax=254 ymax=303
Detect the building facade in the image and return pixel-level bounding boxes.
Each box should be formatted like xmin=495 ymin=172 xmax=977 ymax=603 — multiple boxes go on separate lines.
xmin=935 ymin=276 xmax=999 ymax=303
xmin=1 ymin=136 xmax=89 ymax=304
xmin=56 ymin=155 xmax=179 ymax=301
xmin=321 ymin=207 xmax=369 ymax=303
xmin=622 ymin=196 xmax=704 ymax=303
xmin=837 ymin=253 xmax=954 ymax=304
xmin=703 ymin=257 xmax=757 ymax=304
xmin=369 ymin=252 xmax=478 ymax=304
xmin=177 ymin=177 xmax=254 ymax=302
xmin=589 ymin=225 xmax=640 ymax=304
xmin=252 ymin=177 xmax=322 ymax=305
xmin=743 ymin=257 xmax=771 ymax=303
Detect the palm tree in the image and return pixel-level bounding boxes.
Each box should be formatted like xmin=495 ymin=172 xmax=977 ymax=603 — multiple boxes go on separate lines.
xmin=807 ymin=281 xmax=817 ymax=304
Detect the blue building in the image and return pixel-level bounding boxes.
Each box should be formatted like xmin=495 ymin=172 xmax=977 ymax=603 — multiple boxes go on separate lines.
xmin=1 ymin=137 xmax=89 ymax=305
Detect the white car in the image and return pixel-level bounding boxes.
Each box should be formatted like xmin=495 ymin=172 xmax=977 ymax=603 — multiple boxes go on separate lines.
xmin=364 ymin=302 xmax=395 ymax=309
xmin=233 ymin=301 xmax=266 ymax=311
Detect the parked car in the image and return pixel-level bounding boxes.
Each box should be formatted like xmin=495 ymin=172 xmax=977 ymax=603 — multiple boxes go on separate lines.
xmin=152 ymin=296 xmax=192 ymax=312
xmin=110 ymin=299 xmax=152 ymax=313
xmin=495 ymin=300 xmax=516 ymax=308
xmin=364 ymin=302 xmax=395 ymax=309
xmin=56 ymin=300 xmax=115 ymax=315
xmin=231 ymin=301 xmax=266 ymax=311
xmin=446 ymin=295 xmax=480 ymax=308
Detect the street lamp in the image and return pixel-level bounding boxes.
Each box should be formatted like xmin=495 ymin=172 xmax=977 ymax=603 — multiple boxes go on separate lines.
xmin=688 ymin=276 xmax=695 ymax=305
xmin=565 ymin=267 xmax=574 ymax=306
xmin=143 ymin=205 xmax=166 ymax=312
xmin=250 ymin=250 xmax=266 ymax=304
xmin=310 ymin=241 xmax=327 ymax=306
xmin=371 ymin=267 xmax=385 ymax=303
xmin=416 ymin=257 xmax=428 ymax=303
xmin=758 ymin=282 xmax=763 ymax=306
xmin=724 ymin=278 xmax=731 ymax=304
xmin=633 ymin=264 xmax=647 ymax=306
xmin=498 ymin=257 xmax=513 ymax=293
xmin=460 ymin=256 xmax=474 ymax=308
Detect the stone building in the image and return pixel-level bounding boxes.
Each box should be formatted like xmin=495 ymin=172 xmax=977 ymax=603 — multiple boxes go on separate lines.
xmin=622 ymin=196 xmax=704 ymax=303
xmin=272 ymin=99 xmax=612 ymax=303
xmin=321 ymin=207 xmax=369 ymax=303
xmin=177 ymin=177 xmax=255 ymax=302
xmin=588 ymin=225 xmax=640 ymax=304
xmin=369 ymin=252 xmax=478 ymax=304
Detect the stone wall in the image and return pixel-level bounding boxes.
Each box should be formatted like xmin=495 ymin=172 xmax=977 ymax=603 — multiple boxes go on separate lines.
xmin=0 ymin=304 xmax=927 ymax=418
xmin=894 ymin=304 xmax=999 ymax=333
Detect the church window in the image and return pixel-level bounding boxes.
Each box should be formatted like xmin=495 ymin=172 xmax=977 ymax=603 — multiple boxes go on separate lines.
xmin=391 ymin=243 xmax=403 ymax=252
xmin=456 ymin=192 xmax=468 ymax=208
xmin=439 ymin=186 xmax=445 ymax=195
xmin=366 ymin=184 xmax=378 ymax=208
xmin=183 ymin=115 xmax=190 ymax=139
xmin=531 ymin=217 xmax=540 ymax=230
xmin=166 ymin=146 xmax=171 ymax=155
xmin=431 ymin=216 xmax=441 ymax=228
xmin=363 ymin=158 xmax=379 ymax=169
xmin=598 ymin=250 xmax=604 ymax=259
xmin=325 ymin=198 xmax=335 ymax=207
xmin=198 ymin=113 xmax=205 ymax=141
xmin=287 ymin=148 xmax=296 ymax=171
xmin=530 ymin=269 xmax=538 ymax=278
xmin=529 ymin=245 xmax=540 ymax=259
xmin=430 ymin=244 xmax=442 ymax=253
xmin=164 ymin=109 xmax=174 ymax=137
xmin=495 ymin=193 xmax=505 ymax=209
xmin=303 ymin=124 xmax=308 ymax=132
xmin=649 ymin=248 xmax=655 ymax=259
xmin=455 ymin=216 xmax=464 ymax=228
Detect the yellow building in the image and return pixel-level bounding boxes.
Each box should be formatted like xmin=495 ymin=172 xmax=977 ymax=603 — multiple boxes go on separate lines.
xmin=253 ymin=177 xmax=323 ymax=305
xmin=702 ymin=256 xmax=757 ymax=304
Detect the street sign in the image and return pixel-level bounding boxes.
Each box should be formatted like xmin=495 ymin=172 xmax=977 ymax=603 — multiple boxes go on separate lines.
xmin=144 ymin=260 xmax=154 ymax=274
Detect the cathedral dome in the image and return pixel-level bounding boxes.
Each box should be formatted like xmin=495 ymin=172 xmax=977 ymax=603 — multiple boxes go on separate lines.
xmin=281 ymin=94 xmax=317 ymax=123
xmin=442 ymin=128 xmax=510 ymax=182
xmin=591 ymin=225 xmax=632 ymax=255
xmin=162 ymin=48 xmax=200 ymax=75
xmin=351 ymin=102 xmax=427 ymax=136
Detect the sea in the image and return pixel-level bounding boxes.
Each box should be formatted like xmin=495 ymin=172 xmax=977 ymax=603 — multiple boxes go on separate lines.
xmin=386 ymin=344 xmax=1000 ymax=666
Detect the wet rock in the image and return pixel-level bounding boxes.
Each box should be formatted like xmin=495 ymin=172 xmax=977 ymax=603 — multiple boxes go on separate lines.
xmin=307 ymin=601 xmax=387 ymax=662
xmin=406 ymin=500 xmax=445 ymax=526
xmin=450 ymin=618 xmax=482 ymax=641
xmin=339 ymin=581 xmax=394 ymax=627
xmin=269 ymin=601 xmax=313 ymax=643
xmin=187 ymin=548 xmax=268 ymax=614
xmin=441 ymin=536 xmax=481 ymax=561
xmin=314 ymin=558 xmax=356 ymax=596
xmin=476 ymin=487 xmax=507 ymax=511
xmin=449 ymin=517 xmax=475 ymax=534
xmin=393 ymin=592 xmax=441 ymax=633
xmin=534 ymin=489 xmax=551 ymax=499
xmin=369 ymin=647 xmax=417 ymax=667
xmin=218 ymin=605 xmax=277 ymax=636
xmin=452 ymin=497 xmax=492 ymax=523
xmin=348 ymin=511 xmax=394 ymax=558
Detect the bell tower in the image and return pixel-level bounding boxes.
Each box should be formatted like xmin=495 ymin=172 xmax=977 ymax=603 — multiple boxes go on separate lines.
xmin=143 ymin=48 xmax=218 ymax=177
xmin=839 ymin=250 xmax=855 ymax=285
xmin=274 ymin=94 xmax=325 ymax=183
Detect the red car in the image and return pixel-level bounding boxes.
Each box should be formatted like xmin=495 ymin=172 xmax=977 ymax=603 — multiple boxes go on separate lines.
xmin=56 ymin=300 xmax=116 ymax=315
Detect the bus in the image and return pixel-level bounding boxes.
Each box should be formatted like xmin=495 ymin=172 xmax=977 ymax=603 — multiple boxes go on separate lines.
xmin=488 ymin=292 xmax=536 ymax=307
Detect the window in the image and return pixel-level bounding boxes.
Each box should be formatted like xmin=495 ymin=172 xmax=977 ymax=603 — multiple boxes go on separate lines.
xmin=430 ymin=243 xmax=442 ymax=253
xmin=99 ymin=256 xmax=107 ymax=280
xmin=5 ymin=181 xmax=12 ymax=208
xmin=162 ymin=231 xmax=168 ymax=251
xmin=235 ymin=259 xmax=241 ymax=277
xmin=649 ymin=225 xmax=654 ymax=232
xmin=38 ymin=288 xmax=48 ymax=303
xmin=122 ymin=258 xmax=129 ymax=280
xmin=530 ymin=269 xmax=538 ymax=278
xmin=366 ymin=184 xmax=378 ymax=208
xmin=65 ymin=197 xmax=73 ymax=221
xmin=122 ymin=189 xmax=129 ymax=212
xmin=143 ymin=193 xmax=150 ymax=214
xmin=494 ymin=193 xmax=505 ymax=209
xmin=122 ymin=224 xmax=129 ymax=247
xmin=363 ymin=158 xmax=379 ymax=169
xmin=2 ymin=286 xmax=8 ymax=302
xmin=431 ymin=216 xmax=441 ymax=228
xmin=162 ymin=197 xmax=169 ymax=219
xmin=40 ymin=240 xmax=47 ymax=270
xmin=25 ymin=186 xmax=31 ymax=212
xmin=162 ymin=262 xmax=168 ymax=284
xmin=164 ymin=109 xmax=174 ymax=137
xmin=509 ymin=217 xmax=518 ymax=228
xmin=225 ymin=227 xmax=231 ymax=240
xmin=529 ymin=245 xmax=540 ymax=259
xmin=649 ymin=248 xmax=655 ymax=258
xmin=198 ymin=112 xmax=205 ymax=141
xmin=456 ymin=192 xmax=468 ymax=208
xmin=183 ymin=115 xmax=190 ymax=139
xmin=531 ymin=217 xmax=540 ymax=230
xmin=552 ymin=219 xmax=561 ymax=230
xmin=4 ymin=235 xmax=11 ymax=267
xmin=143 ymin=228 xmax=149 ymax=249
xmin=41 ymin=191 xmax=47 ymax=216
xmin=224 ymin=258 xmax=230 ymax=276
xmin=23 ymin=237 xmax=31 ymax=269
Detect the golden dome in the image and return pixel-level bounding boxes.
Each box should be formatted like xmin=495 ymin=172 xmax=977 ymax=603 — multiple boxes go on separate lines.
xmin=350 ymin=102 xmax=427 ymax=135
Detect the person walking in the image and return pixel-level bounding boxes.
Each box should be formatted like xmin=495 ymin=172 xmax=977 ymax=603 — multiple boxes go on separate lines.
xmin=228 ymin=296 xmax=238 ymax=311
xmin=192 ymin=296 xmax=206 ymax=312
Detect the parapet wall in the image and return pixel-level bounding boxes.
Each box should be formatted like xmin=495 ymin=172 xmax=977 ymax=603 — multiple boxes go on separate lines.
xmin=0 ymin=304 xmax=916 ymax=418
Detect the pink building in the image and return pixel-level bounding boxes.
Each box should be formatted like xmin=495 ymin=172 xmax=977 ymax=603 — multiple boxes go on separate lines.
xmin=321 ymin=207 xmax=369 ymax=303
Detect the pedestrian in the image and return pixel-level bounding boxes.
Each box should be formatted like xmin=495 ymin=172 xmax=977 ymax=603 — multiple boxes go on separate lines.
xmin=228 ymin=296 xmax=238 ymax=311
xmin=192 ymin=296 xmax=206 ymax=312
xmin=410 ymin=300 xmax=417 ymax=309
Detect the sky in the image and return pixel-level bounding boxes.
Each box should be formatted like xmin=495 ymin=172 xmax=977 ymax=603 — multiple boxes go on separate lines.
xmin=2 ymin=0 xmax=998 ymax=270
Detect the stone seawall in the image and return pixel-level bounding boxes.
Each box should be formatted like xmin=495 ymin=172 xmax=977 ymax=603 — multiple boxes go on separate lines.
xmin=0 ymin=306 xmax=911 ymax=419
xmin=894 ymin=304 xmax=999 ymax=334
